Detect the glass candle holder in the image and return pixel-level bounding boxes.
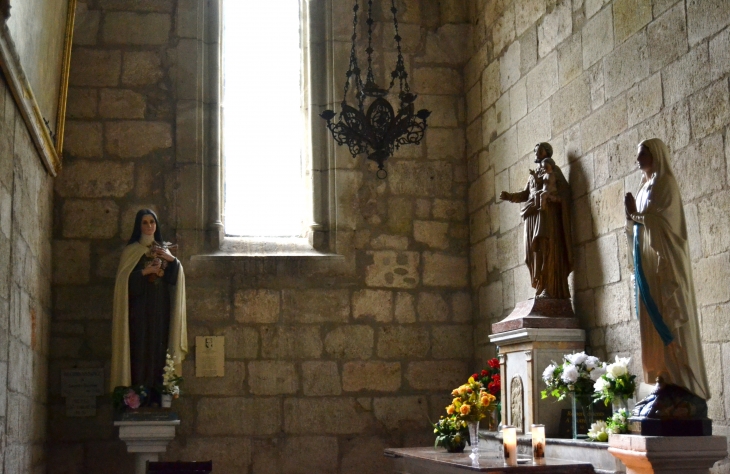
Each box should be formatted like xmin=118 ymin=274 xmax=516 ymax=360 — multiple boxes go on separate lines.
xmin=502 ymin=425 xmax=517 ymax=467
xmin=531 ymin=424 xmax=545 ymax=465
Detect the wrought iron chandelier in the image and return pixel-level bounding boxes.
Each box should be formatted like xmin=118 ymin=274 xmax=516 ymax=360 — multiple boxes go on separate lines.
xmin=320 ymin=0 xmax=430 ymax=179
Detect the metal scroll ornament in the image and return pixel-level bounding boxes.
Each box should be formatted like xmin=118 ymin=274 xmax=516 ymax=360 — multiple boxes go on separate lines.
xmin=320 ymin=0 xmax=430 ymax=179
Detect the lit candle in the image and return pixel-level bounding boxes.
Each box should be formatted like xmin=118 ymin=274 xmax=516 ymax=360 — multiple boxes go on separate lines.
xmin=502 ymin=425 xmax=517 ymax=467
xmin=531 ymin=424 xmax=545 ymax=465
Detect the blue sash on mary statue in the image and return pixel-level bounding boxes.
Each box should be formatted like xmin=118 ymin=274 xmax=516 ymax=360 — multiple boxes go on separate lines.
xmin=634 ymin=223 xmax=674 ymax=346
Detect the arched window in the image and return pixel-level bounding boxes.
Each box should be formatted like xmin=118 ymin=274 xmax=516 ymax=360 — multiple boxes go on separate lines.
xmin=222 ymin=1 xmax=305 ymax=237
xmin=176 ymin=0 xmax=334 ymax=256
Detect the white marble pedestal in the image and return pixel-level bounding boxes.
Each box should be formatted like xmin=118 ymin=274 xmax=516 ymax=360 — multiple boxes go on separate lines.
xmin=488 ymin=327 xmax=585 ymax=435
xmin=608 ymin=434 xmax=727 ymax=474
xmin=115 ymin=419 xmax=180 ymax=474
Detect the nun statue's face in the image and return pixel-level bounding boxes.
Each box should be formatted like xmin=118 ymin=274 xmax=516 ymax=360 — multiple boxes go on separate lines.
xmin=141 ymin=215 xmax=157 ymax=236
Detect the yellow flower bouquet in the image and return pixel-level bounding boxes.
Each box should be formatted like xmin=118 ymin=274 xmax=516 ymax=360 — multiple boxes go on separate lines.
xmin=446 ymin=376 xmax=498 ymax=422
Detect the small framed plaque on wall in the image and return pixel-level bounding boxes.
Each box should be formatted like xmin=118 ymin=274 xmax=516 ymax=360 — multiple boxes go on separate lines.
xmin=195 ymin=336 xmax=225 ymax=377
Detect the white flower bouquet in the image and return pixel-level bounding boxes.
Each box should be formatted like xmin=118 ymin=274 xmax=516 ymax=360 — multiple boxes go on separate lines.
xmin=606 ymin=409 xmax=630 ymax=434
xmin=587 ymin=420 xmax=609 ymax=442
xmin=161 ymin=351 xmax=183 ymax=397
xmin=592 ymin=356 xmax=636 ymax=406
xmin=587 ymin=409 xmax=630 ymax=442
xmin=541 ymin=352 xmax=606 ymax=401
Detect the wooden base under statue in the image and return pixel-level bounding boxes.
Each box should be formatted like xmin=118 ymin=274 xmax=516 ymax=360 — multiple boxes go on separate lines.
xmin=628 ymin=380 xmax=712 ymax=436
xmin=491 ymin=297 xmax=577 ymax=334
xmin=628 ymin=418 xmax=712 ymax=436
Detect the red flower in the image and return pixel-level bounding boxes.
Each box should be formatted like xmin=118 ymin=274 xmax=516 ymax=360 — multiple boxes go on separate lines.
xmin=481 ymin=369 xmax=488 ymax=377
xmin=488 ymin=381 xmax=500 ymax=395
xmin=488 ymin=358 xmax=499 ymax=369
xmin=492 ymin=374 xmax=500 ymax=382
xmin=471 ymin=373 xmax=479 ymax=380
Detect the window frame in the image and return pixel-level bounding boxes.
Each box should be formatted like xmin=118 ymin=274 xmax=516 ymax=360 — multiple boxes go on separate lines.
xmin=186 ymin=0 xmax=336 ymax=257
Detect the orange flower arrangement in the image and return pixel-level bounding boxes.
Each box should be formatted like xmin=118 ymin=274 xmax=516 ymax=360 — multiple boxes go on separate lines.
xmin=445 ymin=376 xmax=497 ymax=422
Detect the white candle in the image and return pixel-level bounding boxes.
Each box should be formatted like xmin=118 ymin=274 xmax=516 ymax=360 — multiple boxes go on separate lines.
xmin=531 ymin=424 xmax=545 ymax=465
xmin=502 ymin=425 xmax=517 ymax=467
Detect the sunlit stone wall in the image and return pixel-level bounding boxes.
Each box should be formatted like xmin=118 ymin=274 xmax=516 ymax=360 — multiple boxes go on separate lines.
xmin=466 ymin=0 xmax=730 ymax=461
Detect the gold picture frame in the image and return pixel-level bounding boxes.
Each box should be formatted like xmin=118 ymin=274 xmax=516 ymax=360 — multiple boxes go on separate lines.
xmin=0 ymin=0 xmax=77 ymax=176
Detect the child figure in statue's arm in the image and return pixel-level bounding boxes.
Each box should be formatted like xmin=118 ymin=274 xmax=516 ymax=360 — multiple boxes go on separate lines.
xmin=539 ymin=161 xmax=560 ymax=209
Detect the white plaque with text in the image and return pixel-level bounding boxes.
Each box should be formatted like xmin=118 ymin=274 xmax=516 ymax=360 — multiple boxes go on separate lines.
xmin=61 ymin=368 xmax=104 ymax=397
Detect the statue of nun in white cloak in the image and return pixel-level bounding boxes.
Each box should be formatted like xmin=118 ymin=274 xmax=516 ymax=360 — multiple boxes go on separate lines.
xmin=110 ymin=209 xmax=188 ymax=401
xmin=624 ymin=138 xmax=710 ymax=421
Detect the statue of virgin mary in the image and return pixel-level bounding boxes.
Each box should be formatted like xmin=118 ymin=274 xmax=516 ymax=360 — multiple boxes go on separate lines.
xmin=110 ymin=209 xmax=188 ymax=399
xmin=625 ymin=138 xmax=710 ymax=422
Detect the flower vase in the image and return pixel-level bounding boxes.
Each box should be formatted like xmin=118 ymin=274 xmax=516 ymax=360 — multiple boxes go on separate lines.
xmin=445 ymin=438 xmax=466 ymax=453
xmin=467 ymin=420 xmax=480 ymax=459
xmin=570 ymin=393 xmax=593 ymax=439
xmin=612 ymin=396 xmax=629 ymax=414
xmin=161 ymin=394 xmax=172 ymax=408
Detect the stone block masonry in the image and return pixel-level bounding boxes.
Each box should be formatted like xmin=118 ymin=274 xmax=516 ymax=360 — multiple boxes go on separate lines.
xmin=47 ymin=1 xmax=475 ymax=473
xmin=467 ymin=0 xmax=730 ymax=439
xmin=42 ymin=0 xmax=730 ymax=471
xmin=0 ymin=74 xmax=54 ymax=472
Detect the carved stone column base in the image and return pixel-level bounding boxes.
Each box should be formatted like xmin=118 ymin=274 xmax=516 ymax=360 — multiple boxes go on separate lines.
xmin=487 ymin=327 xmax=585 ymax=435
xmin=608 ymin=434 xmax=727 ymax=474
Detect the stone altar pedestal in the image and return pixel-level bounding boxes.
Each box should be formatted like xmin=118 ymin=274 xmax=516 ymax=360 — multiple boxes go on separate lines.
xmin=479 ymin=431 xmax=625 ymax=473
xmin=384 ymin=447 xmax=596 ymax=473
xmin=489 ymin=298 xmax=585 ymax=435
xmin=115 ymin=414 xmax=180 ymax=474
xmin=608 ymin=434 xmax=727 ymax=474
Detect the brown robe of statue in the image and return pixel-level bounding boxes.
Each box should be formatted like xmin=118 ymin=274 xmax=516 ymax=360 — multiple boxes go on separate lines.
xmin=502 ymin=157 xmax=573 ymax=299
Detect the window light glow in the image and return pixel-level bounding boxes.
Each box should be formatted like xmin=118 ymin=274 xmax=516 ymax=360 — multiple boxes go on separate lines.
xmin=223 ymin=1 xmax=304 ymax=237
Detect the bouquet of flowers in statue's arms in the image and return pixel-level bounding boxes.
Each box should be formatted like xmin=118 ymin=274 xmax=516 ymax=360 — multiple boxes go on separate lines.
xmin=541 ymin=352 xmax=606 ymax=401
xmin=112 ymin=385 xmax=149 ymax=412
xmin=473 ymin=357 xmax=501 ymax=400
xmin=432 ymin=415 xmax=470 ymax=453
xmin=446 ymin=376 xmax=497 ymax=422
xmin=161 ymin=351 xmax=183 ymax=398
xmin=593 ymin=356 xmax=636 ymax=406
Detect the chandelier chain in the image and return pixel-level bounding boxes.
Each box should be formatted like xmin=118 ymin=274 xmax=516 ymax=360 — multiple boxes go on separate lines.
xmin=365 ymin=0 xmax=376 ymax=88
xmin=388 ymin=0 xmax=409 ymax=94
xmin=343 ymin=0 xmax=365 ymax=111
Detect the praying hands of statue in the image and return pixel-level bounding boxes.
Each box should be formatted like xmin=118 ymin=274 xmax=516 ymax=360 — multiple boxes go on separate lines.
xmin=624 ymin=192 xmax=637 ymax=220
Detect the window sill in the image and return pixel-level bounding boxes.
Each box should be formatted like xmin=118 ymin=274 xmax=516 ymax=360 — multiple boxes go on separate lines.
xmin=190 ymin=236 xmax=341 ymax=260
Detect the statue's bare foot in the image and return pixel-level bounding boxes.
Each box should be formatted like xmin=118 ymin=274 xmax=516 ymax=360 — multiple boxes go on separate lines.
xmin=536 ymin=290 xmax=551 ymax=299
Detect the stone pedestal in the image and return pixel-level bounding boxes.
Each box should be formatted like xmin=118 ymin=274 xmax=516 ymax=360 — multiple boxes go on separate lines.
xmin=488 ymin=325 xmax=585 ymax=435
xmin=608 ymin=434 xmax=727 ymax=474
xmin=115 ymin=419 xmax=180 ymax=474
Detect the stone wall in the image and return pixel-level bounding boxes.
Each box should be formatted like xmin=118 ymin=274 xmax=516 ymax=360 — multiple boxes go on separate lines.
xmin=467 ymin=0 xmax=730 ymax=448
xmin=0 ymin=76 xmax=54 ymax=472
xmin=48 ymin=1 xmax=475 ymax=473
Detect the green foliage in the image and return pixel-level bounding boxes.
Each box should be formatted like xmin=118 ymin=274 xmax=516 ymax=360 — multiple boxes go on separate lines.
xmin=432 ymin=415 xmax=470 ymax=452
